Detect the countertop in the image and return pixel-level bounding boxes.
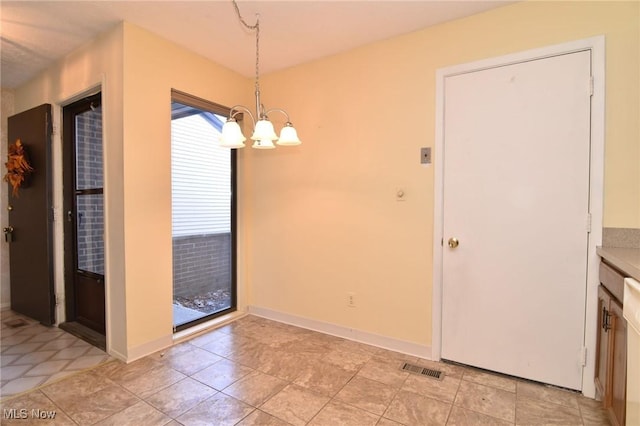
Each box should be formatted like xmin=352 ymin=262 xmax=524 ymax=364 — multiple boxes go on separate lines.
xmin=597 ymin=246 xmax=640 ymax=282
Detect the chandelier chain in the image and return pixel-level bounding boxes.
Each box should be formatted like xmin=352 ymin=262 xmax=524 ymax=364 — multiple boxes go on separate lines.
xmin=232 ymin=0 xmax=260 ymax=92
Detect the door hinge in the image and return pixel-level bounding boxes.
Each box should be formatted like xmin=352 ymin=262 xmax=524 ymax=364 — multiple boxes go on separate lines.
xmin=586 ymin=213 xmax=592 ymax=233
xmin=580 ymin=346 xmax=587 ymax=367
xmin=589 ymin=76 xmax=594 ymax=97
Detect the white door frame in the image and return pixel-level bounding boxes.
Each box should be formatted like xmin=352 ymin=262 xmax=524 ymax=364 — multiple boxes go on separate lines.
xmin=432 ymin=36 xmax=605 ymax=398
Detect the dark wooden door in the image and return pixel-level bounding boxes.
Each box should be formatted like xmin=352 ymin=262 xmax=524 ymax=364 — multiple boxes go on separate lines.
xmin=6 ymin=104 xmax=55 ymax=325
xmin=63 ymin=93 xmax=105 ymax=335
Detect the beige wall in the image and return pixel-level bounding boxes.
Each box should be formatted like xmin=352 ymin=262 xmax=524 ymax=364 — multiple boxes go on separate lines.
xmin=250 ymin=1 xmax=640 ymax=349
xmin=120 ymin=23 xmax=251 ymax=353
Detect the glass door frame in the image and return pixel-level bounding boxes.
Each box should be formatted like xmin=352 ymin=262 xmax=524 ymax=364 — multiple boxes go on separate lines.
xmin=171 ymin=89 xmax=238 ymax=332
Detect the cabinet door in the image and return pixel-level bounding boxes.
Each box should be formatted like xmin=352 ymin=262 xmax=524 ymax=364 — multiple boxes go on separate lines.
xmin=595 ymin=285 xmax=612 ymax=401
xmin=609 ymin=300 xmax=626 ymax=426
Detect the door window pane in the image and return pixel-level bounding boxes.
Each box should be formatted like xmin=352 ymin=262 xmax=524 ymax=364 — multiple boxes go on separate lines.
xmin=76 ymin=194 xmax=104 ymax=275
xmin=75 ymin=107 xmax=103 ymax=190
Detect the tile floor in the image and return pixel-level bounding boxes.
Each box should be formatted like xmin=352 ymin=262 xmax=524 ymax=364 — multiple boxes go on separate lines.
xmin=0 ymin=314 xmax=611 ymax=425
xmin=1 ymin=310 xmax=112 ymax=399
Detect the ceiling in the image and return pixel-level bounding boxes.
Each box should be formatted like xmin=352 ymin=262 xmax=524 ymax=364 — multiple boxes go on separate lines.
xmin=1 ymin=0 xmax=513 ymax=90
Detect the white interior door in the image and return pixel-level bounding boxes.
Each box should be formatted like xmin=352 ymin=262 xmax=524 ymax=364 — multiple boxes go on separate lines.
xmin=441 ymin=51 xmax=592 ymax=390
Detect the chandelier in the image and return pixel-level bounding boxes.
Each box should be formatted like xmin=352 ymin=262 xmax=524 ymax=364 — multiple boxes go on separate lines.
xmin=220 ymin=0 xmax=301 ymax=149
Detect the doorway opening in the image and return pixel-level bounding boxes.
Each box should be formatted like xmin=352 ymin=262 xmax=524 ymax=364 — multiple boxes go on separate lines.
xmin=171 ymin=90 xmax=237 ymax=332
xmin=60 ymin=92 xmax=106 ymax=350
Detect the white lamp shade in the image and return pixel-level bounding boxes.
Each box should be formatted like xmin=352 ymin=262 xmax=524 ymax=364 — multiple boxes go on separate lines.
xmin=251 ymin=119 xmax=278 ymax=141
xmin=220 ymin=120 xmax=246 ymax=148
xmin=252 ymin=139 xmax=276 ymax=149
xmin=276 ymin=124 xmax=301 ymax=146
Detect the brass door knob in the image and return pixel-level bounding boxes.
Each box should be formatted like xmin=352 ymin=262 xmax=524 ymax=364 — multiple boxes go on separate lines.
xmin=448 ymin=237 xmax=459 ymax=248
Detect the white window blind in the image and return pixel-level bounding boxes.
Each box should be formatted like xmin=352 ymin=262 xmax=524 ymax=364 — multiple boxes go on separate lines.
xmin=171 ymin=113 xmax=231 ymax=236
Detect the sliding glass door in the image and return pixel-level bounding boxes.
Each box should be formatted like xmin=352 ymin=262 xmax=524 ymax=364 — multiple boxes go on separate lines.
xmin=171 ymin=91 xmax=236 ymax=331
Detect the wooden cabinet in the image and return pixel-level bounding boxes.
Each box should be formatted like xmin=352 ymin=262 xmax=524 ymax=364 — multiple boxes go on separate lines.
xmin=595 ymin=261 xmax=627 ymax=426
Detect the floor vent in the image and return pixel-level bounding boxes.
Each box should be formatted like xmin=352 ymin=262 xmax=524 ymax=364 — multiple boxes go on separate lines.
xmin=3 ymin=318 xmax=30 ymax=328
xmin=401 ymin=362 xmax=445 ymax=380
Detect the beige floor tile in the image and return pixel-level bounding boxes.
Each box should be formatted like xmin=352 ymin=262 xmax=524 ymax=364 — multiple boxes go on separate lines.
xmin=255 ymin=348 xmax=309 ymax=381
xmin=377 ymin=417 xmax=405 ymax=426
xmin=158 ymin=344 xmax=222 ymax=376
xmin=323 ymin=348 xmax=372 ymax=372
xmin=106 ymin=356 xmax=164 ymax=383
xmin=454 ymin=379 xmax=516 ymax=423
xmin=384 ymin=389 xmax=451 ymax=426
xmin=357 ymin=356 xmax=409 ymax=388
xmin=201 ymin=332 xmax=254 ymax=358
xmin=191 ymin=358 xmax=254 ymax=390
xmin=335 ymin=340 xmax=380 ymax=356
xmin=578 ymin=397 xmax=611 ymax=426
xmin=402 ymin=373 xmax=461 ymax=403
xmin=447 ymin=405 xmax=513 ymax=425
xmin=95 ymin=400 xmax=172 ymax=426
xmin=0 ymin=313 xmax=612 ymax=426
xmin=223 ymin=371 xmax=287 ymax=406
xmin=293 ymin=360 xmax=355 ymax=397
xmin=0 ymin=390 xmax=75 ymax=425
xmin=516 ymin=380 xmax=579 ymax=409
xmin=335 ymin=375 xmax=396 ymax=415
xmin=186 ymin=329 xmax=225 ymax=348
xmin=177 ymin=392 xmax=255 ymax=426
xmin=58 ymin=383 xmax=140 ymax=424
xmin=227 ymin=339 xmax=273 ymax=369
xmin=463 ymin=368 xmax=517 ymax=392
xmin=236 ymin=409 xmax=290 ymax=426
xmin=260 ymin=384 xmax=330 ymax=426
xmin=117 ymin=364 xmax=187 ymax=399
xmin=516 ymin=395 xmax=583 ymax=425
xmin=308 ymin=400 xmax=379 ymax=426
xmin=146 ymin=377 xmax=216 ymax=418
xmin=42 ymin=369 xmax=113 ymax=402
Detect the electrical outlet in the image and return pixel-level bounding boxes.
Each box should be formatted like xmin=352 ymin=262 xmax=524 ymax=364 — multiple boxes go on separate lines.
xmin=347 ymin=292 xmax=356 ymax=308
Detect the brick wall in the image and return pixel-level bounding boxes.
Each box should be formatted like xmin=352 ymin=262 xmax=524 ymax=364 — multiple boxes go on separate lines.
xmin=173 ymin=233 xmax=232 ymax=299
xmin=75 ymin=110 xmax=104 ymax=275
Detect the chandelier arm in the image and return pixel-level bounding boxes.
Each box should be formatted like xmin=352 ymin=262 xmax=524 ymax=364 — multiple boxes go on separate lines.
xmin=263 ymin=108 xmax=292 ymax=123
xmin=229 ymin=105 xmax=256 ymax=128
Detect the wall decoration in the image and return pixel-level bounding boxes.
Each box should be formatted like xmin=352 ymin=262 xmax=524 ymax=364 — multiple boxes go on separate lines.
xmin=3 ymin=139 xmax=34 ymax=197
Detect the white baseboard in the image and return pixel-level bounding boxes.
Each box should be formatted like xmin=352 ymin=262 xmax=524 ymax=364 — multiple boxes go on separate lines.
xmin=123 ymin=335 xmax=173 ymax=363
xmin=0 ymin=302 xmax=10 ymax=311
xmin=248 ymin=305 xmax=432 ymax=360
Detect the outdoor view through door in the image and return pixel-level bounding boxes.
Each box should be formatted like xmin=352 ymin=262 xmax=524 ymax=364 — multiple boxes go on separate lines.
xmin=62 ymin=93 xmax=106 ymax=346
xmin=171 ymin=91 xmax=236 ymax=331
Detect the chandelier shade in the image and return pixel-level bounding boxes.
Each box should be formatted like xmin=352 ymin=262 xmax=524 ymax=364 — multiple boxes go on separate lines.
xmin=276 ymin=123 xmax=301 ymax=146
xmin=220 ymin=119 xmax=246 ymax=148
xmin=220 ymin=1 xmax=302 ymax=150
xmin=251 ymin=119 xmax=278 ymax=141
